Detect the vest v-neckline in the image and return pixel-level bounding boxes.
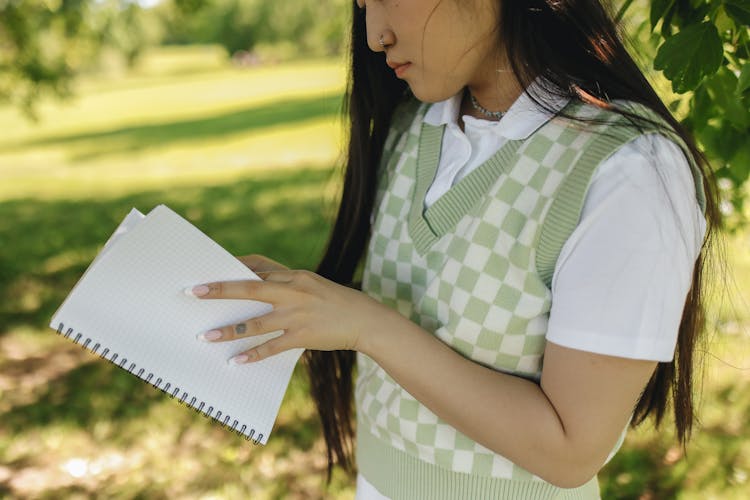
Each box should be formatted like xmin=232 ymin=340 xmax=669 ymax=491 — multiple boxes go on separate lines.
xmin=408 ymin=122 xmax=524 ymax=255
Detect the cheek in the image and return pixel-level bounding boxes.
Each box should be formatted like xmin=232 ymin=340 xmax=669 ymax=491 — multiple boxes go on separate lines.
xmin=405 ymin=69 xmax=465 ymax=103
xmin=410 ymin=43 xmax=482 ymax=99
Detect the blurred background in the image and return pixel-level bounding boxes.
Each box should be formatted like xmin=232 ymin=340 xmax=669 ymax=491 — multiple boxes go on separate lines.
xmin=0 ymin=0 xmax=748 ymax=498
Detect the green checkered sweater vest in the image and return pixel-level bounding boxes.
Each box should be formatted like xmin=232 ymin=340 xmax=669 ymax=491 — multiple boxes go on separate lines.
xmin=355 ymin=98 xmax=706 ymax=500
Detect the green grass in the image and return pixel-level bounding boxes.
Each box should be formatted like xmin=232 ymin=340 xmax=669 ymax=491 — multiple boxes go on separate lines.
xmin=0 ymin=49 xmax=346 ymax=200
xmin=1 ymin=45 xmax=748 ymax=499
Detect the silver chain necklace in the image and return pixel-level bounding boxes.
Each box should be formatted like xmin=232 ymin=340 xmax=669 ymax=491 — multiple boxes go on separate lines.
xmin=468 ymin=91 xmax=505 ymax=121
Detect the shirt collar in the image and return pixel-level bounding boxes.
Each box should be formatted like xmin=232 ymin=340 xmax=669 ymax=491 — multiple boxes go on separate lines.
xmin=422 ymin=78 xmax=571 ymax=140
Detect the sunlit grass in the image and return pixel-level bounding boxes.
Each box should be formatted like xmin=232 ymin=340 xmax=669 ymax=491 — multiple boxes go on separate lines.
xmin=0 ymin=49 xmax=346 ymax=200
xmin=0 ymin=45 xmax=748 ymax=499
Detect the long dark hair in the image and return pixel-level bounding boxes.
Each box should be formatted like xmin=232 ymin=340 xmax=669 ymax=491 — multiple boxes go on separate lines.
xmin=305 ymin=0 xmax=722 ymax=479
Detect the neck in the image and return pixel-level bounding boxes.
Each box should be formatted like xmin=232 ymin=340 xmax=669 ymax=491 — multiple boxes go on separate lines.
xmin=460 ymin=53 xmax=524 ymax=121
xmin=461 ymin=79 xmax=522 ymax=121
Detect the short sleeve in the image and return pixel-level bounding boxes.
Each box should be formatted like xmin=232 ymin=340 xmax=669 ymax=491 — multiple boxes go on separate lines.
xmin=545 ymin=134 xmax=707 ymax=361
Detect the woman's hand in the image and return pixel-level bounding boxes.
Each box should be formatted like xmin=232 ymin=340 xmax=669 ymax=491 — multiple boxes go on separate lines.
xmin=187 ymin=260 xmax=400 ymax=364
xmin=236 ymin=253 xmax=290 ymax=273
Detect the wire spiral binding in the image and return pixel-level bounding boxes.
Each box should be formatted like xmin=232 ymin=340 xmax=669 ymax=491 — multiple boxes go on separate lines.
xmin=56 ymin=322 xmax=264 ymax=445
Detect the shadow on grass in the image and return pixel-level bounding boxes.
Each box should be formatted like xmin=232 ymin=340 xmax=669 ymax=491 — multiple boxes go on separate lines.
xmin=0 ymin=166 xmax=335 ymax=449
xmin=2 ymin=360 xmax=164 ymax=432
xmin=0 ymin=92 xmax=342 ymax=162
xmin=0 ymin=166 xmax=335 ymax=333
xmin=1 ymin=354 xmax=320 ymax=440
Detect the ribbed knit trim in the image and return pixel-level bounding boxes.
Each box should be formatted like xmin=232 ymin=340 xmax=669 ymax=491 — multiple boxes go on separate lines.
xmin=534 ymin=105 xmax=708 ymax=289
xmin=408 ymin=122 xmax=525 ymax=255
xmin=357 ymin=426 xmax=601 ymax=500
xmin=535 ymin=123 xmax=640 ymax=289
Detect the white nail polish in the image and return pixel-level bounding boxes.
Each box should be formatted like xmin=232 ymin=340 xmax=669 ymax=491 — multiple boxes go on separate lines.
xmin=184 ymin=285 xmax=210 ymax=297
xmin=198 ymin=330 xmax=222 ymax=342
xmin=229 ymin=354 xmax=249 ymax=365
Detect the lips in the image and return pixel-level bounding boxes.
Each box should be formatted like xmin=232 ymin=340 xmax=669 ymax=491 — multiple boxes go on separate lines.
xmin=386 ymin=59 xmax=411 ymax=78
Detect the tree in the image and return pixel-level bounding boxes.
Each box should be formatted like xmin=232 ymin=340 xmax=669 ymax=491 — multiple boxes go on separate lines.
xmin=156 ymin=0 xmax=348 ymax=58
xmin=617 ymin=0 xmax=750 ymax=224
xmin=0 ymin=0 xmax=161 ymax=118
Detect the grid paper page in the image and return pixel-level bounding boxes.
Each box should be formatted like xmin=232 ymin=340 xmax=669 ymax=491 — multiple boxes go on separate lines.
xmin=49 ymin=205 xmax=303 ymax=444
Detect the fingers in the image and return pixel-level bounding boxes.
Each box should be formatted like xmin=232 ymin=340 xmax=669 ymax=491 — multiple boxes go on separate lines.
xmin=256 ymin=270 xmax=296 ymax=282
xmin=186 ymin=279 xmax=288 ymax=302
xmin=197 ymin=312 xmax=285 ymax=343
xmin=228 ymin=335 xmax=294 ymax=365
xmin=229 ymin=335 xmax=294 ymax=365
xmin=187 ymin=267 xmax=321 ymax=366
xmin=186 ymin=270 xmax=319 ymax=300
xmin=237 ymin=254 xmax=289 ymax=273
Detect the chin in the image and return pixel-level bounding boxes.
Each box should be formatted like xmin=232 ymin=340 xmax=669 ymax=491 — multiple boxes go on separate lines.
xmin=406 ymin=82 xmax=460 ymax=104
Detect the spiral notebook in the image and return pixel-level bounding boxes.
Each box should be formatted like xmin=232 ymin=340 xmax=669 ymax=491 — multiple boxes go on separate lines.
xmin=49 ymin=205 xmax=304 ymax=445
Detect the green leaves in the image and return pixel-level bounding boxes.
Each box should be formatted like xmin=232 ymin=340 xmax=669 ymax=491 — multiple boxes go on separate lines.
xmin=654 ymin=22 xmax=724 ymax=93
xmin=705 ymin=67 xmax=750 ymax=129
xmin=724 ymin=0 xmax=750 ymax=26
xmin=650 ymin=0 xmax=675 ymax=30
xmin=738 ymin=63 xmax=750 ymax=94
xmin=648 ymin=0 xmax=750 ymax=226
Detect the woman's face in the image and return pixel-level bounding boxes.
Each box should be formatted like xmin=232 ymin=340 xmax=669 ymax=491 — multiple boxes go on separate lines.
xmin=356 ymin=0 xmax=503 ymax=102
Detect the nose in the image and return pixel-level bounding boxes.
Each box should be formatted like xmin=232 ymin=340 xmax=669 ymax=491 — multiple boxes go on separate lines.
xmin=360 ymin=1 xmax=392 ymax=53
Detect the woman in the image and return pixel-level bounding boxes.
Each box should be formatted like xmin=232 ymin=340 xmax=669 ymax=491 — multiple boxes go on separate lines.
xmin=191 ymin=0 xmax=720 ymax=497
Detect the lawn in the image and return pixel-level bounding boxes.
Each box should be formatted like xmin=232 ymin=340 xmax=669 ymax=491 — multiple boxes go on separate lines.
xmin=1 ymin=46 xmax=748 ymax=499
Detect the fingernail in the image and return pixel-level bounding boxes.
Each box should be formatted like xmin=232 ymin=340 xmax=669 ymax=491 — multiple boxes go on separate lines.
xmin=198 ymin=330 xmax=222 ymax=342
xmin=185 ymin=285 xmax=210 ymax=297
xmin=229 ymin=354 xmax=249 ymax=365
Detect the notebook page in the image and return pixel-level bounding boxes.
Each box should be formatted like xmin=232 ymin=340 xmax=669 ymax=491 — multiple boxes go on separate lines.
xmin=51 ymin=209 xmax=147 ymax=301
xmin=95 ymin=208 xmax=145 ymax=263
xmin=50 ymin=205 xmax=303 ymax=444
